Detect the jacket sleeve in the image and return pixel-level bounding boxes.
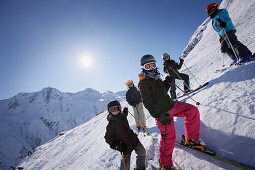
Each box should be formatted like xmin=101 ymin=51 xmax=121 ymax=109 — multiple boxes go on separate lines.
xmin=163 ymin=78 xmax=171 ymax=91
xmin=218 ymin=9 xmax=232 ymax=27
xmin=176 ymin=61 xmax=183 ymax=70
xmin=139 ymin=80 xmax=161 ymax=118
xmin=104 ymin=123 xmax=116 ymax=146
xmin=163 ymin=62 xmax=169 ymax=73
xmin=126 ymin=90 xmax=134 ymax=106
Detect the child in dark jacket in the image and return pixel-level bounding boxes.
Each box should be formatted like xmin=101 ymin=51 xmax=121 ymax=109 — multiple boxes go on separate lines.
xmin=125 ymin=79 xmax=146 ymax=130
xmin=104 ymin=100 xmax=146 ymax=170
xmin=162 ymin=53 xmax=190 ymax=100
xmin=138 ymin=54 xmax=206 ymax=169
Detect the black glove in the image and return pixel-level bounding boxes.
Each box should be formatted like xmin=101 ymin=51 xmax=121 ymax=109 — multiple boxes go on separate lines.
xmin=116 ymin=142 xmax=127 ymax=152
xmin=158 ymin=112 xmax=171 ymax=125
xmin=165 ymin=76 xmax=173 ymax=83
xmin=217 ymin=18 xmax=227 ymax=28
xmin=180 ymin=58 xmax=184 ymax=65
xmin=123 ymin=107 xmax=128 ymax=114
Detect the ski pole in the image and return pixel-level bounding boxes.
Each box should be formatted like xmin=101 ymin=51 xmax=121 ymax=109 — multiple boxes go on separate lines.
xmin=222 ymin=27 xmax=239 ymax=61
xmin=172 ymin=69 xmax=190 ymax=90
xmin=160 ymin=126 xmax=167 ymax=170
xmin=128 ymin=110 xmax=155 ymax=140
xmin=182 ymin=62 xmax=202 ymax=87
xmin=175 ymin=84 xmax=200 ymax=105
xmin=121 ymin=152 xmax=126 ymax=170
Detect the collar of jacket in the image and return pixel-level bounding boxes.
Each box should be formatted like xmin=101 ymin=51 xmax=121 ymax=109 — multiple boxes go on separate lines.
xmin=138 ymin=74 xmax=146 ymax=81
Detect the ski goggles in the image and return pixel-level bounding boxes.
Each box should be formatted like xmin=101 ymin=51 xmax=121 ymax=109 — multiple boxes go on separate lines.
xmin=142 ymin=62 xmax=157 ymax=70
xmin=208 ymin=7 xmax=216 ymax=16
xmin=109 ymin=106 xmax=121 ymax=113
xmin=163 ymin=55 xmax=170 ymax=61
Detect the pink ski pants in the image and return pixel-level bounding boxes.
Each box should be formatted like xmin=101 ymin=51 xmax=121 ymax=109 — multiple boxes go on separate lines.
xmin=156 ymin=101 xmax=200 ymax=167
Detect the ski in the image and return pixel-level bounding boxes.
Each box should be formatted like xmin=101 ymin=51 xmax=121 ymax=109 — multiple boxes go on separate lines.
xmin=177 ymin=135 xmax=216 ymax=156
xmin=147 ymin=159 xmax=160 ymax=169
xmin=177 ymin=81 xmax=209 ymax=99
xmin=215 ymin=56 xmax=255 ymax=73
xmin=176 ymin=135 xmax=249 ymax=169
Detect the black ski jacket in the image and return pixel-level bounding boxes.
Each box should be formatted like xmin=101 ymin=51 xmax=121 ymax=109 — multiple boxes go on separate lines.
xmin=104 ymin=111 xmax=139 ymax=155
xmin=163 ymin=60 xmax=183 ymax=77
xmin=126 ymin=86 xmax=142 ymax=107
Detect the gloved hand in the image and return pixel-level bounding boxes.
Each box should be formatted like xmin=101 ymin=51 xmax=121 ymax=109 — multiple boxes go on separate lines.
xmin=123 ymin=107 xmax=128 ymax=114
xmin=217 ymin=18 xmax=227 ymax=28
xmin=158 ymin=112 xmax=171 ymax=125
xmin=165 ymin=76 xmax=173 ymax=83
xmin=180 ymin=58 xmax=184 ymax=64
xmin=116 ymin=141 xmax=127 ymax=152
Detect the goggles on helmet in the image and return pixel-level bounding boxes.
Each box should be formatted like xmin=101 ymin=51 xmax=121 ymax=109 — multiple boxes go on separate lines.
xmin=142 ymin=62 xmax=156 ymax=70
xmin=163 ymin=55 xmax=170 ymax=61
xmin=208 ymin=7 xmax=216 ymax=16
xmin=109 ymin=106 xmax=120 ymax=113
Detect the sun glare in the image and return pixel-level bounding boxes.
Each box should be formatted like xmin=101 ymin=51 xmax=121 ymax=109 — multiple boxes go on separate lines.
xmin=81 ymin=56 xmax=92 ymax=67
xmin=77 ymin=53 xmax=94 ymax=70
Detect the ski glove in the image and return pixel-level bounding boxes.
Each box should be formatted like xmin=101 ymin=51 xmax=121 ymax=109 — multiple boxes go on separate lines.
xmin=217 ymin=18 xmax=227 ymax=28
xmin=180 ymin=59 xmax=184 ymax=65
xmin=116 ymin=142 xmax=127 ymax=152
xmin=123 ymin=107 xmax=128 ymax=115
xmin=165 ymin=76 xmax=174 ymax=83
xmin=158 ymin=112 xmax=171 ymax=125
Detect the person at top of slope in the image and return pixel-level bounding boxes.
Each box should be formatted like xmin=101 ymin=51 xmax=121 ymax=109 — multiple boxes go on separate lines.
xmin=206 ymin=3 xmax=254 ymax=65
xmin=125 ymin=79 xmax=146 ymax=132
xmin=138 ymin=54 xmax=206 ymax=170
xmin=162 ymin=53 xmax=190 ymax=100
xmin=104 ymin=100 xmax=146 ymax=170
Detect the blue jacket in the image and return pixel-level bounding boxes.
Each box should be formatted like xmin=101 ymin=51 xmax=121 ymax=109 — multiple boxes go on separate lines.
xmin=212 ymin=9 xmax=236 ymax=37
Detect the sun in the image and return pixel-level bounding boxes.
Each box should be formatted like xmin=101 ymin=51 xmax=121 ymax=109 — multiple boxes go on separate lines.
xmin=81 ymin=56 xmax=92 ymax=68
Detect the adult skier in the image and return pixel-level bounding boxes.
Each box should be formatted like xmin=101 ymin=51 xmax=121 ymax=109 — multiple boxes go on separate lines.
xmin=162 ymin=53 xmax=190 ymax=100
xmin=125 ymin=79 xmax=146 ymax=131
xmin=104 ymin=100 xmax=146 ymax=170
xmin=206 ymin=3 xmax=254 ymax=65
xmin=138 ymin=54 xmax=206 ymax=169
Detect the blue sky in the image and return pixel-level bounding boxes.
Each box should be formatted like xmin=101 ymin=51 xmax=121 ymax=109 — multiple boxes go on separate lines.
xmin=0 ymin=0 xmax=222 ymax=100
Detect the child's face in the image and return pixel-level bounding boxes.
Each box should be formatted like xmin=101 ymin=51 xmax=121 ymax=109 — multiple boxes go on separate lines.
xmin=109 ymin=106 xmax=120 ymax=115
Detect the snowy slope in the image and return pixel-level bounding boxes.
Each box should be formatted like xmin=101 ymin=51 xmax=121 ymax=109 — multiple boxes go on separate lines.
xmin=0 ymin=87 xmax=126 ymax=169
xmin=14 ymin=0 xmax=255 ymax=169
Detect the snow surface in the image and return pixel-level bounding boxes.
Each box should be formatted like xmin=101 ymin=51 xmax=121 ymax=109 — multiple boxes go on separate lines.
xmin=0 ymin=87 xmax=126 ymax=169
xmin=2 ymin=0 xmax=255 ymax=169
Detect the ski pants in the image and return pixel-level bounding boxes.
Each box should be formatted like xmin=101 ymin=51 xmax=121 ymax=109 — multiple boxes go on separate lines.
xmin=120 ymin=140 xmax=146 ymax=170
xmin=156 ymin=101 xmax=200 ymax=167
xmin=133 ymin=102 xmax=146 ymax=127
xmin=169 ymin=73 xmax=190 ymax=99
xmin=220 ymin=30 xmax=252 ymax=60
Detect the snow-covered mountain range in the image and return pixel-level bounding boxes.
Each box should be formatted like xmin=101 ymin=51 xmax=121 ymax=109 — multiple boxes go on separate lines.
xmin=1 ymin=0 xmax=255 ymax=169
xmin=0 ymin=87 xmax=126 ymax=169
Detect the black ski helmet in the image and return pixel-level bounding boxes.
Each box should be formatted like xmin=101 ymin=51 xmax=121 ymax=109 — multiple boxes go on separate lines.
xmin=107 ymin=100 xmax=121 ymax=113
xmin=140 ymin=54 xmax=156 ymax=66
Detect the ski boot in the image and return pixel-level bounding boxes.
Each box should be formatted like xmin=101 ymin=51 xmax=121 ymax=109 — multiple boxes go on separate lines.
xmin=181 ymin=135 xmax=215 ymax=155
xmin=239 ymin=54 xmax=252 ymax=63
xmin=230 ymin=58 xmax=238 ymax=66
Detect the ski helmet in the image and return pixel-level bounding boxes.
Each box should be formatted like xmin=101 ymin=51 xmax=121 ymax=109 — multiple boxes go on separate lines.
xmin=206 ymin=3 xmax=219 ymax=16
xmin=107 ymin=100 xmax=121 ymax=114
xmin=125 ymin=79 xmax=134 ymax=87
xmin=162 ymin=53 xmax=170 ymax=61
xmin=140 ymin=54 xmax=156 ymax=66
